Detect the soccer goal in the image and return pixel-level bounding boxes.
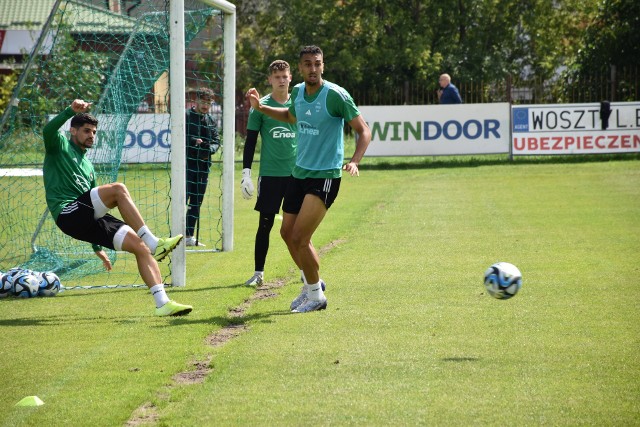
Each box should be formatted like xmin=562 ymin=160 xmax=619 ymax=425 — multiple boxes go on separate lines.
xmin=0 ymin=0 xmax=235 ymax=288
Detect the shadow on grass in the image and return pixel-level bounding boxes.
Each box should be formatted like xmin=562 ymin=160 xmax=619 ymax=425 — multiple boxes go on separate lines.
xmin=165 ymin=282 xmax=247 ymax=291
xmin=362 ymin=152 xmax=640 ymax=171
xmin=0 ymin=314 xmax=152 ymax=327
xmin=441 ymin=356 xmax=481 ymax=362
xmin=0 ymin=310 xmax=282 ymax=328
xmin=45 ymin=281 xmax=243 ymax=299
xmin=158 ymin=310 xmax=294 ymax=329
xmin=0 ymin=316 xmax=65 ymax=327
xmin=57 ymin=287 xmax=144 ymax=297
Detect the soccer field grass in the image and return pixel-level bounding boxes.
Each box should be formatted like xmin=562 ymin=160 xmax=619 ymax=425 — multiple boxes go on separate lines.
xmin=1 ymin=157 xmax=639 ymax=426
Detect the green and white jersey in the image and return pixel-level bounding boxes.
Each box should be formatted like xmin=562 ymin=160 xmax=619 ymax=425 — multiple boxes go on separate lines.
xmin=289 ymin=80 xmax=360 ymax=179
xmin=42 ymin=107 xmax=97 ymax=220
xmin=247 ymin=94 xmax=297 ymax=177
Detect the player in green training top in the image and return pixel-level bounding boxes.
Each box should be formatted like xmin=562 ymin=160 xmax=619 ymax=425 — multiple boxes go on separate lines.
xmin=43 ymin=99 xmax=192 ymax=316
xmin=240 ymin=60 xmax=303 ymax=287
xmin=246 ymin=45 xmax=371 ymax=313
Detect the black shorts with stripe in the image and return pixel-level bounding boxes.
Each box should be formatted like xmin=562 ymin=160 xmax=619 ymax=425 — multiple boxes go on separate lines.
xmin=282 ymin=177 xmax=341 ymax=214
xmin=254 ymin=175 xmax=290 ymax=214
xmin=55 ymin=190 xmax=126 ymax=250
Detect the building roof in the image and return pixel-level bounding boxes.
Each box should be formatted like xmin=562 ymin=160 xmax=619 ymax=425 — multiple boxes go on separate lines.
xmin=0 ymin=0 xmax=142 ymax=33
xmin=0 ymin=0 xmax=56 ymax=30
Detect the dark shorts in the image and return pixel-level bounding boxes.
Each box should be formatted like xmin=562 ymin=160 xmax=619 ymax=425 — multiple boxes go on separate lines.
xmin=255 ymin=175 xmax=290 ymax=214
xmin=55 ymin=191 xmax=126 ymax=250
xmin=282 ymin=177 xmax=341 ymax=214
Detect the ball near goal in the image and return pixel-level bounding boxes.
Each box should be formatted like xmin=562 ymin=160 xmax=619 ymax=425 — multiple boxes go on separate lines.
xmin=0 ymin=272 xmax=13 ymax=298
xmin=1 ymin=268 xmax=25 ymax=298
xmin=37 ymin=271 xmax=62 ymax=297
xmin=12 ymin=272 xmax=40 ymax=298
xmin=484 ymin=262 xmax=522 ymax=300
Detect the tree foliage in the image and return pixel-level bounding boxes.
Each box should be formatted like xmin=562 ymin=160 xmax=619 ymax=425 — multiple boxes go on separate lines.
xmin=569 ymin=0 xmax=640 ymax=73
xmin=0 ymin=63 xmax=18 ymax=117
xmin=16 ymin=25 xmax=109 ymax=130
xmin=559 ymin=0 xmax=640 ymax=101
xmin=232 ymin=0 xmax=603 ymax=102
xmin=2 ymin=0 xmax=633 ymax=120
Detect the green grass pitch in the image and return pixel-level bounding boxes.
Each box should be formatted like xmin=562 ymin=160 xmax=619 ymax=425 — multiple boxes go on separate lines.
xmin=0 ymin=155 xmax=639 ymax=426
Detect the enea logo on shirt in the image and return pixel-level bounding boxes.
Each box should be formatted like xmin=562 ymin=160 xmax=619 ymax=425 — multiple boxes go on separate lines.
xmin=298 ymin=121 xmax=320 ymax=136
xmin=271 ymin=126 xmax=295 ymax=139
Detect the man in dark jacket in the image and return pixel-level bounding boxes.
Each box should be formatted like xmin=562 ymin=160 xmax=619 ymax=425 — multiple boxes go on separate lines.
xmin=185 ymin=88 xmax=220 ymax=247
xmin=437 ymin=73 xmax=463 ymax=104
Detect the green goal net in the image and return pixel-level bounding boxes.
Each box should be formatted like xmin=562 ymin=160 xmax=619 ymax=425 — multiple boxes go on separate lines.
xmin=0 ymin=0 xmax=234 ymax=288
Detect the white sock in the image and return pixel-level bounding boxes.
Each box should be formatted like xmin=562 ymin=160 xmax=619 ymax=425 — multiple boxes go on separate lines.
xmin=137 ymin=225 xmax=159 ymax=253
xmin=150 ymin=284 xmax=170 ymax=308
xmin=300 ymin=269 xmax=307 ymax=285
xmin=255 ymin=271 xmax=264 ymax=277
xmin=307 ymin=281 xmax=325 ymax=301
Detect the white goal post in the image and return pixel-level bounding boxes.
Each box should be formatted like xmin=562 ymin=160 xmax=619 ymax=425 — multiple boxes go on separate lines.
xmin=170 ymin=0 xmax=236 ymax=286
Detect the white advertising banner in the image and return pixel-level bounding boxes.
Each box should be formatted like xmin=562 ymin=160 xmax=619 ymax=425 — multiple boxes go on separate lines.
xmin=56 ymin=114 xmax=171 ymax=164
xmin=0 ymin=30 xmax=53 ymax=55
xmin=358 ymin=103 xmax=511 ymax=156
xmin=114 ymin=114 xmax=171 ymax=164
xmin=512 ymin=102 xmax=640 ymax=155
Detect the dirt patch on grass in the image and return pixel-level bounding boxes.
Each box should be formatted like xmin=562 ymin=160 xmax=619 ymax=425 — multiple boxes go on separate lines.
xmin=126 ymin=402 xmax=159 ymax=426
xmin=172 ymin=357 xmax=214 ymax=385
xmin=226 ymin=278 xmax=287 ymax=319
xmin=206 ymin=323 xmax=248 ymax=346
xmin=125 ymin=279 xmax=284 ymax=425
xmin=318 ymin=238 xmax=346 ymax=256
xmin=126 ymin=239 xmax=344 ymax=425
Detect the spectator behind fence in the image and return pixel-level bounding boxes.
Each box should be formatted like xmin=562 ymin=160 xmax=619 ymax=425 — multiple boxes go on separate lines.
xmin=185 ymin=87 xmax=221 ymax=247
xmin=437 ymin=73 xmax=463 ymax=104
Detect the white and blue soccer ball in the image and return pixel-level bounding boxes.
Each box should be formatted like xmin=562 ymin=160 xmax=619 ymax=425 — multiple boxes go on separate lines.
xmin=12 ymin=272 xmax=40 ymax=298
xmin=1 ymin=268 xmax=23 ymax=298
xmin=484 ymin=262 xmax=522 ymax=300
xmin=0 ymin=273 xmax=14 ymax=298
xmin=4 ymin=268 xmax=22 ymax=280
xmin=37 ymin=271 xmax=61 ymax=297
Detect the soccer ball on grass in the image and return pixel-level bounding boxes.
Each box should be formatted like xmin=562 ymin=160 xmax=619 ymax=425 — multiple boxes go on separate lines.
xmin=37 ymin=271 xmax=61 ymax=297
xmin=0 ymin=273 xmax=14 ymax=298
xmin=1 ymin=268 xmax=24 ymax=298
xmin=12 ymin=272 xmax=40 ymax=298
xmin=483 ymin=262 xmax=522 ymax=300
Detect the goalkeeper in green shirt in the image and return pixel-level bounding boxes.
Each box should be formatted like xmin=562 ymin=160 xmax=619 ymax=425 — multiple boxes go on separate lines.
xmin=43 ymin=99 xmax=192 ymax=316
xmin=241 ymin=60 xmax=306 ymax=287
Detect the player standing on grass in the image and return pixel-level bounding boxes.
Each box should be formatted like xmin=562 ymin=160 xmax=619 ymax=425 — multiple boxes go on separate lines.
xmin=246 ymin=45 xmax=371 ymax=313
xmin=240 ymin=60 xmax=304 ymax=287
xmin=42 ymin=99 xmax=192 ymax=316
